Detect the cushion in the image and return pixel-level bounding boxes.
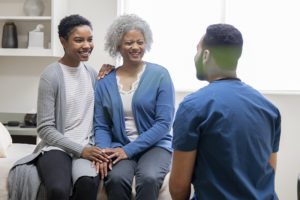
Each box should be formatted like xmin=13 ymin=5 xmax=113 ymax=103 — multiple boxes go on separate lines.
xmin=0 ymin=122 xmax=12 ymax=158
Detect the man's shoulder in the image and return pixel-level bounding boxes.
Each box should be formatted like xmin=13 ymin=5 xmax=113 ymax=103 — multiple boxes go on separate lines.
xmin=183 ymin=86 xmax=213 ymax=102
xmin=178 ymin=89 xmax=211 ymax=113
xmin=239 ymin=82 xmax=280 ymax=112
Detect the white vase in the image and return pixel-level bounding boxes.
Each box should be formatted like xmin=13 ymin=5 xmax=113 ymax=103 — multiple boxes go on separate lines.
xmin=23 ymin=0 xmax=45 ymax=16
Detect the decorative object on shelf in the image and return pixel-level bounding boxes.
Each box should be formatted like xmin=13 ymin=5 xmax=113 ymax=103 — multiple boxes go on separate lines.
xmin=1 ymin=22 xmax=18 ymax=48
xmin=23 ymin=0 xmax=45 ymax=16
xmin=28 ymin=24 xmax=44 ymax=48
xmin=24 ymin=113 xmax=37 ymax=127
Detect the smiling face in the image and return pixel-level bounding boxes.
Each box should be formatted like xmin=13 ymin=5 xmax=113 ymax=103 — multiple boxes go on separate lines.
xmin=60 ymin=25 xmax=94 ymax=66
xmin=119 ymin=30 xmax=145 ymax=65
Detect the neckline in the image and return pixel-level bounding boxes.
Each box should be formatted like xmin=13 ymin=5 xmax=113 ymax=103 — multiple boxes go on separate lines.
xmin=59 ymin=61 xmax=82 ymax=69
xmin=116 ymin=63 xmax=146 ymax=94
xmin=214 ymin=77 xmax=241 ymax=82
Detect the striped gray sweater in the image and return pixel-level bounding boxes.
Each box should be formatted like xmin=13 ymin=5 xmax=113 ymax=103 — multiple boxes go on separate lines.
xmin=35 ymin=61 xmax=97 ymax=156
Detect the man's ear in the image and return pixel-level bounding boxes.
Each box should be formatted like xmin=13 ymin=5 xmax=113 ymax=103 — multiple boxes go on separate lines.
xmin=203 ymin=49 xmax=210 ymax=63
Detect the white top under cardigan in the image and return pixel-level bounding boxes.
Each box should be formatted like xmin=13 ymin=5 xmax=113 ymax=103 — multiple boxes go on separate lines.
xmin=116 ymin=64 xmax=145 ymax=142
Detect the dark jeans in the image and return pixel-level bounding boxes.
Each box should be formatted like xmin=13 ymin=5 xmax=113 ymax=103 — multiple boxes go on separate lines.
xmin=36 ymin=150 xmax=99 ymax=200
xmin=105 ymin=147 xmax=172 ymax=200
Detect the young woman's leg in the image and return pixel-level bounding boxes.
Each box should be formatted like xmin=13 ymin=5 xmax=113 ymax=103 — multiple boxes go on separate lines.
xmin=135 ymin=147 xmax=172 ymax=200
xmin=36 ymin=150 xmax=72 ymax=200
xmin=105 ymin=159 xmax=137 ymax=200
xmin=70 ymin=157 xmax=100 ymax=200
xmin=71 ymin=175 xmax=100 ymax=200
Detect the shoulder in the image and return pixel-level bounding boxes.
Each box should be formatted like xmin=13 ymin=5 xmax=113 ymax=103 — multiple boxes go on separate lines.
xmin=145 ymin=61 xmax=169 ymax=75
xmin=239 ymin=81 xmax=278 ymax=106
xmin=84 ymin=63 xmax=98 ymax=76
xmin=179 ymin=86 xmax=213 ymax=111
xmin=186 ymin=84 xmax=213 ymax=101
xmin=247 ymin=84 xmax=280 ymax=115
xmin=143 ymin=62 xmax=172 ymax=84
xmin=83 ymin=63 xmax=98 ymax=84
xmin=40 ymin=62 xmax=61 ymax=82
xmin=95 ymin=69 xmax=117 ymax=88
xmin=99 ymin=68 xmax=116 ymax=82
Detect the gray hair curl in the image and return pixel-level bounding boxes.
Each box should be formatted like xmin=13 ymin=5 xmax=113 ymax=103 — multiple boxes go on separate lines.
xmin=104 ymin=14 xmax=153 ymax=57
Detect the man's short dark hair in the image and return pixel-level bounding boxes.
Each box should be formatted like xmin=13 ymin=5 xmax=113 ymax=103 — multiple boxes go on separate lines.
xmin=203 ymin=24 xmax=243 ymax=70
xmin=58 ymin=14 xmax=92 ymax=40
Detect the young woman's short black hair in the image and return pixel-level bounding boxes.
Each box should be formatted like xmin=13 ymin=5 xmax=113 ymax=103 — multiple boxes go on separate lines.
xmin=58 ymin=14 xmax=92 ymax=40
xmin=203 ymin=24 xmax=243 ymax=69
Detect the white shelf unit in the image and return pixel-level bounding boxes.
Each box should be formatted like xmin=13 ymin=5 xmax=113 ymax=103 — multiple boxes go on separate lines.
xmin=0 ymin=0 xmax=69 ymax=57
xmin=0 ymin=48 xmax=52 ymax=56
xmin=0 ymin=16 xmax=52 ymax=21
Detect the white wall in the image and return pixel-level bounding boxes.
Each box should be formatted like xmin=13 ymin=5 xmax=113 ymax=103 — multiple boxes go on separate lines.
xmin=265 ymin=93 xmax=300 ymax=200
xmin=0 ymin=0 xmax=117 ymax=113
xmin=176 ymin=91 xmax=300 ymax=200
xmin=0 ymin=57 xmax=57 ymax=113
xmin=67 ymin=0 xmax=117 ymax=69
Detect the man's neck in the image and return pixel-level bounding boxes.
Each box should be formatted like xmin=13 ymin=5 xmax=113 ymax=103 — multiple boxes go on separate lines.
xmin=208 ymin=74 xmax=237 ymax=83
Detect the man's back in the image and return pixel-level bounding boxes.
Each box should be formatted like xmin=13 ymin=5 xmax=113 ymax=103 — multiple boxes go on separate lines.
xmin=173 ymin=79 xmax=281 ymax=200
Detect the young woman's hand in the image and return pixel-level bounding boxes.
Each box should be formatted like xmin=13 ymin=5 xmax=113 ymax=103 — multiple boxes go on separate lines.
xmin=81 ymin=146 xmax=109 ymax=163
xmin=97 ymin=64 xmax=115 ymax=80
xmin=104 ymin=147 xmax=128 ymax=164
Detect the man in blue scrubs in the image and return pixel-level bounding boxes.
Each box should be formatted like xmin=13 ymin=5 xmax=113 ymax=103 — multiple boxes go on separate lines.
xmin=169 ymin=24 xmax=281 ymax=200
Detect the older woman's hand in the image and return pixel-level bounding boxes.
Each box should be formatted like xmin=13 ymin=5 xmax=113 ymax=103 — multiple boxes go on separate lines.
xmin=97 ymin=64 xmax=115 ymax=80
xmin=104 ymin=147 xmax=128 ymax=165
xmin=81 ymin=146 xmax=109 ymax=163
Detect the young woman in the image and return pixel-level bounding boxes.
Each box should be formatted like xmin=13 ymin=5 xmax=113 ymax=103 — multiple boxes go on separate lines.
xmin=94 ymin=14 xmax=175 ymax=200
xmin=8 ymin=14 xmax=109 ymax=200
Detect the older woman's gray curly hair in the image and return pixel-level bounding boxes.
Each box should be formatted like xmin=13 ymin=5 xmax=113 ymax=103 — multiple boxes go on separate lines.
xmin=104 ymin=14 xmax=153 ymax=57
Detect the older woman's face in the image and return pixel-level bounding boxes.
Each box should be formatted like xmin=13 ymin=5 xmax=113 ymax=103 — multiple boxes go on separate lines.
xmin=120 ymin=30 xmax=145 ymax=64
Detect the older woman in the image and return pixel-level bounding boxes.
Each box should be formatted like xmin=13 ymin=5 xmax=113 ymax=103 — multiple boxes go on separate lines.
xmin=94 ymin=14 xmax=175 ymax=200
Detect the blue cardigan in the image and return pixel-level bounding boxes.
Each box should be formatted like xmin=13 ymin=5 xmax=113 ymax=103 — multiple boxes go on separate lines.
xmin=94 ymin=62 xmax=175 ymax=158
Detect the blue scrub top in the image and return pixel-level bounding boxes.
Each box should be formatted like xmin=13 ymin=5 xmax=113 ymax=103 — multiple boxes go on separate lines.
xmin=173 ymin=79 xmax=281 ymax=200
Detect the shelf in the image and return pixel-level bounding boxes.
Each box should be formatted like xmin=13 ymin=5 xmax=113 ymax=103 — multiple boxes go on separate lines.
xmin=6 ymin=126 xmax=37 ymax=136
xmin=0 ymin=48 xmax=54 ymax=57
xmin=0 ymin=0 xmax=68 ymax=57
xmin=0 ymin=16 xmax=51 ymax=21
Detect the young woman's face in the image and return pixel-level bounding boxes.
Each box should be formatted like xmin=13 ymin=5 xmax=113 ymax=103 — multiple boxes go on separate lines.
xmin=61 ymin=25 xmax=94 ymax=64
xmin=119 ymin=30 xmax=145 ymax=65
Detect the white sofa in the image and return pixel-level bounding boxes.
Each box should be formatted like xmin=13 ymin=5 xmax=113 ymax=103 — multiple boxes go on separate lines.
xmin=0 ymin=143 xmax=172 ymax=200
xmin=0 ymin=143 xmax=36 ymax=200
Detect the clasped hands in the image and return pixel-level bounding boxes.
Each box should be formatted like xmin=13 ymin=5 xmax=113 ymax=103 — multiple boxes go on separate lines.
xmin=83 ymin=147 xmax=128 ymax=179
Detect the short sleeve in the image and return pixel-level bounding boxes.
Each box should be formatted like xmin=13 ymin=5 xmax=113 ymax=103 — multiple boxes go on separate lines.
xmin=172 ymin=102 xmax=200 ymax=151
xmin=272 ymin=109 xmax=281 ymax=152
